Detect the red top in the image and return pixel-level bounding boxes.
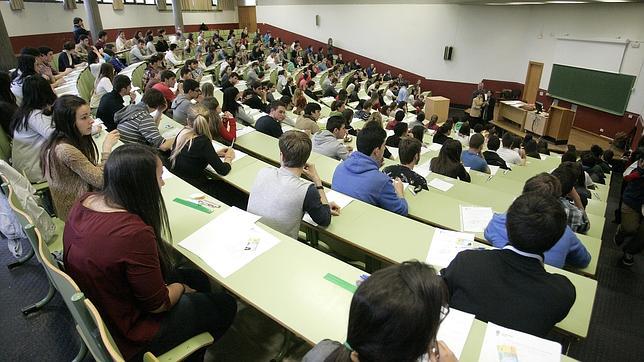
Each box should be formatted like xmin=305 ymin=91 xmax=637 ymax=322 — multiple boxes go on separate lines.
xmin=218 ymin=116 xmax=237 ymax=143
xmin=152 ymin=82 xmax=176 ymax=104
xmin=386 ymin=119 xmax=399 ymax=130
xmin=63 ymin=194 xmax=169 ymax=360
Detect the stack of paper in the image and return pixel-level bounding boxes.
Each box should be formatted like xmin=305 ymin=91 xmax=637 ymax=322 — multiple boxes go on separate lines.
xmin=303 ymin=190 xmax=354 ymax=226
xmin=426 ymin=229 xmax=477 ymax=268
xmin=428 ymin=178 xmax=454 ymax=192
xmin=179 ymin=207 xmax=280 ymax=278
xmin=436 ymin=308 xmax=476 ymax=359
xmin=460 ymin=206 xmax=494 ymax=233
xmin=479 ymin=323 xmax=561 ymax=362
xmin=212 ymin=141 xmax=247 ymax=162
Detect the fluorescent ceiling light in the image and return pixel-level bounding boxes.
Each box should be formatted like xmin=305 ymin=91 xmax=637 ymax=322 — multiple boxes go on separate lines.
xmin=595 ymin=0 xmax=632 ymax=2
xmin=545 ymin=1 xmax=589 ymax=3
xmin=485 ymin=2 xmax=546 ymax=4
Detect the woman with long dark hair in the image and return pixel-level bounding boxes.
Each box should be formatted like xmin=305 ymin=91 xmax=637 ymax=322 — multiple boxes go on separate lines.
xmin=430 ymin=139 xmax=471 ymax=182
xmin=40 ymin=95 xmax=120 ymax=220
xmin=303 ymin=261 xmax=456 ymax=362
xmin=10 ymin=76 xmax=57 ymax=182
xmin=63 ymin=143 xmax=237 ymax=361
xmin=222 ymin=87 xmax=254 ymax=126
xmin=90 ymin=63 xmax=115 ymax=109
xmin=202 ymin=97 xmax=236 ymax=143
xmin=0 ymin=71 xmax=18 ymax=137
xmin=10 ymin=54 xmax=37 ymax=106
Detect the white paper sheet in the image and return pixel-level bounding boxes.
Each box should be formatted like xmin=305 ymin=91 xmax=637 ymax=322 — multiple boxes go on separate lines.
xmin=236 ymin=125 xmax=256 ymax=137
xmin=460 ymin=205 xmax=494 ymax=233
xmin=211 ymin=141 xmax=247 ymax=162
xmin=420 ymin=146 xmax=431 ymax=155
xmin=386 ymin=146 xmax=399 ymax=160
xmin=479 ymin=323 xmax=562 ymax=362
xmin=303 ymin=190 xmax=355 ymax=226
xmin=428 ymin=178 xmax=454 ymax=192
xmin=162 ymin=166 xmax=174 ymax=180
xmin=414 ymin=162 xmax=432 ymax=179
xmin=425 ymin=229 xmax=477 ymax=268
xmin=429 ymin=142 xmax=443 ymax=151
xmin=436 ymin=308 xmax=476 ymax=359
xmin=489 ymin=165 xmax=500 ymax=176
xmin=179 ymin=207 xmax=279 ymax=278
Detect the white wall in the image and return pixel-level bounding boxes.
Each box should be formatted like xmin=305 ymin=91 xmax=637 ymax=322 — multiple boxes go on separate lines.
xmin=0 ymin=2 xmax=238 ymax=36
xmin=257 ymin=3 xmax=644 ymax=114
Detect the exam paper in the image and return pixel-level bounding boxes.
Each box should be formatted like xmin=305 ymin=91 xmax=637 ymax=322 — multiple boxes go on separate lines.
xmin=236 ymin=125 xmax=256 ymax=137
xmin=386 ymin=146 xmax=399 ymax=160
xmin=436 ymin=308 xmax=476 ymax=359
xmin=179 ymin=207 xmax=279 ymax=278
xmin=489 ymin=165 xmax=500 ymax=176
xmin=161 ymin=166 xmax=174 ymax=180
xmin=428 ymin=178 xmax=454 ymax=192
xmin=460 ymin=206 xmax=494 ymax=233
xmin=420 ymin=146 xmax=432 ymax=155
xmin=414 ymin=162 xmax=432 ymax=179
xmin=425 ymin=229 xmax=476 ymax=269
xmin=479 ymin=323 xmax=562 ymax=362
xmin=211 ymin=141 xmax=247 ymax=162
xmin=303 ymin=190 xmax=355 ymax=226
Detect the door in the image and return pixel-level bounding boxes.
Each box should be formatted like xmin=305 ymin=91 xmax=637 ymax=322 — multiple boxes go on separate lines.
xmin=523 ymin=61 xmax=544 ymax=104
xmin=238 ymin=6 xmax=257 ymax=33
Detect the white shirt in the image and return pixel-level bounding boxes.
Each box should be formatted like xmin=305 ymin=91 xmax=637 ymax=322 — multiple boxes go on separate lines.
xmin=497 ymin=147 xmax=522 ymax=166
xmin=90 ymin=77 xmax=113 ymax=108
xmin=116 ymin=37 xmax=126 ymax=52
xmin=165 ymin=51 xmax=180 ymax=66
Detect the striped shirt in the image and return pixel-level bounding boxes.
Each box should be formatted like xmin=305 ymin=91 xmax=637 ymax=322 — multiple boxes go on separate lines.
xmin=115 ymin=103 xmax=165 ymax=148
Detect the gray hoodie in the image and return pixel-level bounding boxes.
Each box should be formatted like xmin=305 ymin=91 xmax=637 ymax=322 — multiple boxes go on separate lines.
xmin=114 ymin=102 xmax=165 ymax=148
xmin=312 ymin=130 xmax=350 ymax=161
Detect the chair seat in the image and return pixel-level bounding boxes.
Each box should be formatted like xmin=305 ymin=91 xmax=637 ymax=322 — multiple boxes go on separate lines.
xmin=143 ymin=332 xmax=214 ymax=362
xmin=32 ymin=181 xmax=49 ymax=193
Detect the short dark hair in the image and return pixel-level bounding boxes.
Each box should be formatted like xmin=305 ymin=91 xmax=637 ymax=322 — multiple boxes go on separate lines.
xmin=590 ymin=144 xmax=603 ymax=158
xmin=183 ymin=79 xmax=200 ymax=93
xmin=393 ymin=122 xmax=408 ymax=137
xmin=468 ymin=133 xmax=485 ymax=149
xmin=501 ymin=132 xmax=514 ymax=148
xmin=142 ymin=88 xmax=167 ymax=109
xmin=410 ymin=125 xmax=424 ymax=142
xmin=113 ymin=74 xmax=132 ymax=93
xmin=473 ymin=123 xmax=483 ymax=133
xmin=561 ymin=150 xmax=577 ymax=163
xmin=160 ymin=70 xmax=176 ymax=81
xmin=63 ymin=41 xmax=75 ymax=51
xmin=459 ymin=122 xmax=470 ymax=136
xmin=304 ymin=102 xmax=321 ymax=115
xmin=38 ymin=46 xmax=53 ymax=55
xmin=357 ymin=123 xmax=387 ymax=155
xmin=394 ymin=110 xmax=405 ymax=122
xmin=79 ymin=34 xmax=89 ymax=42
xmin=580 ymin=152 xmax=596 ymax=167
xmin=21 ymin=47 xmax=40 ymax=57
xmin=230 ymin=72 xmax=239 ymax=79
xmin=438 ymin=123 xmax=451 ymax=135
xmin=506 ymin=192 xmax=566 ymax=254
xmin=279 ymin=130 xmax=312 ymax=168
xmin=416 ymin=112 xmax=425 ymax=123
xmin=73 ymin=17 xmax=82 ymax=25
xmin=522 ymin=173 xmax=561 ymax=198
xmin=98 ymin=30 xmax=107 ymax=39
xmin=269 ymin=100 xmax=286 ymax=112
xmin=399 ymin=137 xmax=422 ymax=164
xmin=169 ymin=43 xmax=178 ymax=51
xmin=179 ymin=67 xmax=191 ymax=78
xmin=326 ymin=115 xmax=345 ymax=132
xmin=551 ymin=162 xmax=579 ymax=195
xmin=487 ymin=135 xmax=500 ymax=151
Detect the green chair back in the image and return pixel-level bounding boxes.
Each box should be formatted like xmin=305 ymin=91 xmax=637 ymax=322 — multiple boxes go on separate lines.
xmin=76 ymin=67 xmax=95 ymax=103
xmin=341 ymin=70 xmax=356 ymax=90
xmin=51 ymin=53 xmax=60 ymax=74
xmin=130 ymin=62 xmax=147 ymax=90
xmin=269 ymin=68 xmax=278 ymax=86
xmin=220 ymin=29 xmax=230 ymax=39
xmin=0 ymin=126 xmax=11 ymax=163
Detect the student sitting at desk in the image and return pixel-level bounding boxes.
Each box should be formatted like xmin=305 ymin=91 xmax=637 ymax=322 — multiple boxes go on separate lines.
xmin=385 ymin=109 xmax=404 ymax=130
xmin=202 ymin=97 xmax=236 ymax=144
xmin=303 ymin=261 xmax=456 ymax=362
xmin=442 ymin=192 xmax=576 ymax=337
xmin=97 ymin=75 xmax=135 ymax=132
xmin=312 ymin=115 xmax=352 ymax=161
xmin=485 ymin=173 xmax=591 ymax=269
xmin=41 ymin=95 xmax=120 ymax=220
xmin=482 ymin=135 xmax=510 ymax=170
xmin=114 ymin=89 xmax=174 ymax=151
xmin=295 ymin=102 xmax=322 ymax=134
xmin=248 ymin=131 xmax=340 ymax=239
xmin=455 ymin=122 xmax=471 ymax=147
xmin=243 ymin=81 xmax=268 ymax=112
xmin=64 ymin=144 xmax=237 ymax=361
xmin=551 ymin=162 xmax=591 ymax=234
xmin=385 ymin=122 xmax=409 ymax=148
xmin=130 ymin=39 xmax=151 ymax=63
xmin=255 ymin=100 xmax=287 ymax=138
xmin=222 ymin=88 xmax=254 ymax=128
xmin=383 ymin=137 xmax=428 ymax=192
xmin=430 ymin=139 xmax=471 ymax=183
xmin=524 ymin=138 xmax=541 ymax=160
xmin=169 ymin=104 xmax=239 ymax=203
xmin=170 ymin=79 xmax=201 ymax=126
xmin=152 ymin=70 xmax=178 ymax=105
xmin=332 ymin=123 xmax=408 ymax=216
xmin=164 ymin=43 xmax=181 ymax=67
xmin=431 ymin=122 xmax=452 ymax=145
xmin=354 ymin=100 xmax=372 ymax=121
xmin=89 ymin=63 xmax=114 ymax=109
xmin=461 ymin=133 xmax=490 ymax=174
xmin=497 ymin=132 xmax=525 ymax=166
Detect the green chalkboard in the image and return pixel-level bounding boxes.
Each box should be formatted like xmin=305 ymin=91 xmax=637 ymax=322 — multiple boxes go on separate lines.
xmin=547 ymin=64 xmax=636 ymax=116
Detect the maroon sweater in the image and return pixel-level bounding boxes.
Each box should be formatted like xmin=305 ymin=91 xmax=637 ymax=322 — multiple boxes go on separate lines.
xmin=63 ymin=193 xmax=170 ymax=360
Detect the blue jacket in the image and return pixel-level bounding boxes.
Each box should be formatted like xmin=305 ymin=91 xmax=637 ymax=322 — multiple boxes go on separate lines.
xmin=484 ymin=213 xmax=591 ymax=269
xmin=332 ymin=152 xmax=408 ymax=215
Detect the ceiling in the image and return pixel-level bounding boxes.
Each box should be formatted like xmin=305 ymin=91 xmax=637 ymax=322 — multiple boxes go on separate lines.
xmin=257 ymin=0 xmax=644 ymax=5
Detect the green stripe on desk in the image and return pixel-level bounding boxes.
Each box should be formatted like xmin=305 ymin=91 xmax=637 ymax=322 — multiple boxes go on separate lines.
xmin=173 ymin=198 xmax=213 ymax=214
xmin=324 ymin=273 xmax=357 ymax=293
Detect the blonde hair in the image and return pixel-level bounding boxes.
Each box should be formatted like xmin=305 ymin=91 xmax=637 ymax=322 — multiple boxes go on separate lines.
xmin=201 ymin=83 xmax=214 ymax=98
xmin=202 ymin=96 xmax=222 ymax=140
xmin=169 ymin=104 xmax=213 ymax=167
xmin=365 ymin=112 xmax=383 ymax=128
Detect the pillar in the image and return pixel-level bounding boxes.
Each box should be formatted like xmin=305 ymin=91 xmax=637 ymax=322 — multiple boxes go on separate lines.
xmin=0 ymin=9 xmax=16 ymax=71
xmin=83 ymin=0 xmax=103 ymax=41
xmin=172 ymin=0 xmax=184 ymax=33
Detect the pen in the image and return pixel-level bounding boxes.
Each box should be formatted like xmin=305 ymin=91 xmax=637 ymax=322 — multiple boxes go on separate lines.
xmin=486 ymin=175 xmax=493 ymax=182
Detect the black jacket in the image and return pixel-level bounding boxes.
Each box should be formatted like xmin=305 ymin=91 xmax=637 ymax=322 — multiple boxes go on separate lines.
xmin=483 ymin=150 xmax=510 ymax=170
xmin=96 ymin=90 xmax=126 ymax=131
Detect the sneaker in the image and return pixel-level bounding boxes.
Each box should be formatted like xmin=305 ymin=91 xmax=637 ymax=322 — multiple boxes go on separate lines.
xmin=622 ymin=253 xmax=634 ymax=267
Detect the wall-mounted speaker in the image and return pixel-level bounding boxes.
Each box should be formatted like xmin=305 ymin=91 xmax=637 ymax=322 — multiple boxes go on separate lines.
xmin=315 ymin=15 xmax=320 ymax=27
xmin=443 ymin=46 xmax=453 ymax=61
